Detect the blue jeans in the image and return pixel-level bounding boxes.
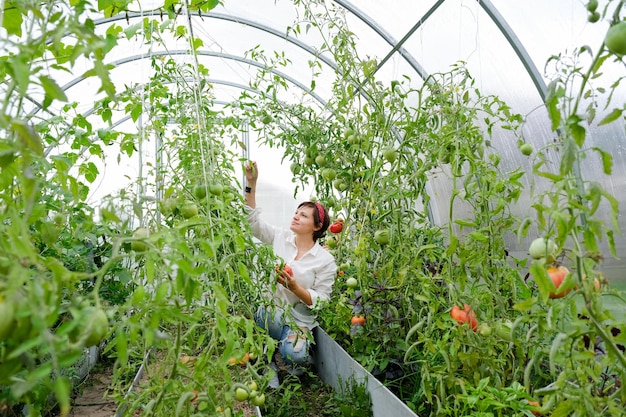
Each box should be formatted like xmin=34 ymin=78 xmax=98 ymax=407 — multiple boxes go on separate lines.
xmin=254 ymin=305 xmax=311 ymax=365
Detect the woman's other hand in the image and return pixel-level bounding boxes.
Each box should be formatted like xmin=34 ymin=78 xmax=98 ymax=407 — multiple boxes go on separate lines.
xmin=245 ymin=160 xmax=258 ymax=184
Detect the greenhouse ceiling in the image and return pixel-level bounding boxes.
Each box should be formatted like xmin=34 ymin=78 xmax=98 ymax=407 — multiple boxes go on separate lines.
xmin=2 ymin=0 xmax=626 ymax=279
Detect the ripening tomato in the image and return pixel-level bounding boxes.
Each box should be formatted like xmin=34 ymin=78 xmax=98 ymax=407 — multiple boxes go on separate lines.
xmin=547 ymin=265 xmax=571 ymax=299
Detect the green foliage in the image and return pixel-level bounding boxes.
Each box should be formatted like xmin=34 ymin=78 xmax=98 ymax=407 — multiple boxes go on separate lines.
xmin=1 ymin=0 xmax=626 ymax=416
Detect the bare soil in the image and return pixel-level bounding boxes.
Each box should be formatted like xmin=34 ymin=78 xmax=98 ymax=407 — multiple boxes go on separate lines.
xmin=66 ymin=363 xmax=118 ymax=417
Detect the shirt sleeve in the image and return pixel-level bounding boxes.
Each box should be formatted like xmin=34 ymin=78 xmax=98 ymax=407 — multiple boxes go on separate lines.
xmin=244 ymin=205 xmax=277 ymax=245
xmin=307 ymin=257 xmax=337 ymax=309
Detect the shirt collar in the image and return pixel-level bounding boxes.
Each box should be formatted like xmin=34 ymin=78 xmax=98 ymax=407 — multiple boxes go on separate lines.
xmin=288 ymin=234 xmax=322 ymax=257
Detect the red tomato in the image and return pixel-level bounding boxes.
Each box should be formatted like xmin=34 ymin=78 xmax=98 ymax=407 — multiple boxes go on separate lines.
xmin=329 ymin=220 xmax=344 ymax=234
xmin=450 ymin=304 xmax=478 ymax=331
xmin=351 ymin=315 xmax=365 ymax=325
xmin=275 ymin=264 xmax=293 ymax=275
xmin=463 ymin=304 xmax=478 ymax=331
xmin=450 ymin=305 xmax=467 ymax=324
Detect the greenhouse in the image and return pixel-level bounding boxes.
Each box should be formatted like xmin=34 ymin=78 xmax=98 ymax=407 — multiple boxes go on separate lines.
xmin=1 ymin=0 xmax=626 ymax=416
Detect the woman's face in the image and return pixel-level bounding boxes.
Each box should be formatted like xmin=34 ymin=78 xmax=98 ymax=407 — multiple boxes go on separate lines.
xmin=290 ymin=206 xmax=320 ymax=236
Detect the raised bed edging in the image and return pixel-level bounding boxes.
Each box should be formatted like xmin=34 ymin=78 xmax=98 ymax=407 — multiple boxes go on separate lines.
xmin=313 ymin=327 xmax=419 ymax=417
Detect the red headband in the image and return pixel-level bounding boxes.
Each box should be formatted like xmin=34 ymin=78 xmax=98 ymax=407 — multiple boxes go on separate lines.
xmin=314 ymin=202 xmax=325 ymax=224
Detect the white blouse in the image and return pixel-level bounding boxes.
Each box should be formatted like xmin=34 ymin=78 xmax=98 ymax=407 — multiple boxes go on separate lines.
xmin=245 ymin=206 xmax=337 ymax=329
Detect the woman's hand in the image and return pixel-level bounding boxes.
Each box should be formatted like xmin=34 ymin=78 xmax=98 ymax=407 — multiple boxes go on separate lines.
xmin=277 ymin=268 xmax=297 ymax=291
xmin=245 ymin=160 xmax=258 ymax=184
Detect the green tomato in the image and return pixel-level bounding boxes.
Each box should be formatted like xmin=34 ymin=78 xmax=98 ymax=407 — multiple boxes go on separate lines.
xmin=290 ymin=163 xmax=302 ymax=175
xmin=181 ymin=202 xmax=199 ymax=218
xmin=53 ymin=213 xmax=66 ymax=225
xmin=519 ymin=143 xmax=533 ymax=156
xmin=322 ymin=168 xmax=336 ymax=181
xmin=382 ymin=146 xmax=398 ymax=163
xmin=194 ymin=184 xmax=207 ymax=200
xmin=131 ymin=227 xmax=150 ymax=252
xmin=346 ymin=277 xmax=358 ymax=289
xmin=588 ymin=11 xmax=600 ymax=23
xmin=208 ymin=182 xmax=224 ymax=196
xmin=234 ymin=388 xmax=249 ymax=402
xmin=84 ymin=307 xmax=109 ymax=346
xmin=247 ymin=381 xmax=258 ymax=392
xmin=315 ymin=155 xmax=327 ymax=167
xmin=374 ymin=229 xmax=390 ymax=245
xmin=586 ymin=0 xmax=598 ymax=12
xmin=605 ymin=21 xmax=626 ymax=55
xmin=251 ymin=393 xmax=265 ymax=406
xmin=478 ymin=323 xmax=492 ymax=336
xmin=528 ymin=237 xmax=558 ymax=261
xmin=333 ymin=179 xmax=348 ymax=192
xmin=160 ymin=198 xmax=178 ymax=216
xmin=261 ymin=114 xmax=273 ymax=124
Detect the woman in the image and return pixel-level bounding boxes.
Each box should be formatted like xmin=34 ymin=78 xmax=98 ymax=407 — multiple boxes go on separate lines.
xmin=244 ymin=160 xmax=337 ymax=371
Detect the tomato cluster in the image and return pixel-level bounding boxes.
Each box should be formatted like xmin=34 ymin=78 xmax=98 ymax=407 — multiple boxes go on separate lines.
xmin=450 ymin=304 xmax=478 ymax=331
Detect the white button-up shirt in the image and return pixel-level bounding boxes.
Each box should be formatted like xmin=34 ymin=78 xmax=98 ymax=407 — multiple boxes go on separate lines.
xmin=246 ymin=206 xmax=337 ymax=329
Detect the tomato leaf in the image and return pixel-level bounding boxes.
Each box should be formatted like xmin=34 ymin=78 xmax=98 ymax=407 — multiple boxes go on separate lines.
xmin=175 ymin=391 xmax=196 ymax=417
xmin=513 ymin=297 xmax=535 ymax=312
xmin=530 ymin=261 xmax=554 ymax=302
xmin=454 ymin=219 xmax=476 ymax=228
xmin=535 ymin=170 xmax=562 ymax=181
xmin=39 ymin=75 xmax=68 ymax=107
xmin=3 ymin=6 xmax=23 ymax=37
xmin=192 ymin=37 xmax=203 ymax=50
xmin=551 ymin=398 xmax=576 ymax=416
xmin=544 ymin=79 xmax=562 ymax=131
xmin=549 ymin=332 xmax=568 ymax=374
xmin=583 ymin=228 xmax=599 ymax=253
xmin=568 ymin=120 xmax=586 ymax=147
xmin=598 ymin=108 xmax=622 ymax=126
xmin=590 ymin=146 xmax=613 ymax=175
xmin=468 ymin=230 xmax=488 ymax=242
